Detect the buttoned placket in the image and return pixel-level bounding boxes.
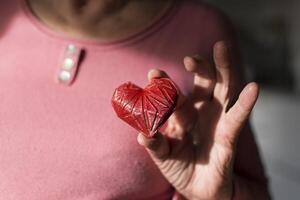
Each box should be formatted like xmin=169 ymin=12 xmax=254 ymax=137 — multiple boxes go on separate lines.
xmin=56 ymin=44 xmax=83 ymax=85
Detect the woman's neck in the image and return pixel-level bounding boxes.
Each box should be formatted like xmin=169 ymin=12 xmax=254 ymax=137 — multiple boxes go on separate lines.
xmin=26 ymin=0 xmax=173 ymax=41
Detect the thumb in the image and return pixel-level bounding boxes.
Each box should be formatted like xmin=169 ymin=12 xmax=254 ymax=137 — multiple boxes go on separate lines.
xmin=137 ymin=132 xmax=170 ymax=161
xmin=222 ymin=82 xmax=259 ymax=147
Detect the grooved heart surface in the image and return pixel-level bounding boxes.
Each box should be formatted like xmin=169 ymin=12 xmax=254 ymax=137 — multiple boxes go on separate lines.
xmin=112 ymin=78 xmax=178 ymax=137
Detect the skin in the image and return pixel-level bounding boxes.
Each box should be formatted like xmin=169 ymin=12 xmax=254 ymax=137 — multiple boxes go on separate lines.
xmin=26 ymin=0 xmax=270 ymax=199
xmin=139 ymin=44 xmax=262 ymax=200
xmin=27 ymin=0 xmax=173 ymax=40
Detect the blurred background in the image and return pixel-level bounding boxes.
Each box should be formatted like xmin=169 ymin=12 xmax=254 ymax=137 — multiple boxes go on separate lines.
xmin=208 ymin=0 xmax=300 ymax=199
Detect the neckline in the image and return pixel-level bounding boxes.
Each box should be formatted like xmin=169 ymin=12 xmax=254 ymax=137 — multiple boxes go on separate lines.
xmin=20 ymin=0 xmax=181 ymax=49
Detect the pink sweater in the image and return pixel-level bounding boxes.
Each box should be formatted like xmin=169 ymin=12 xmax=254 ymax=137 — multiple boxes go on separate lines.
xmin=0 ymin=0 xmax=267 ymax=199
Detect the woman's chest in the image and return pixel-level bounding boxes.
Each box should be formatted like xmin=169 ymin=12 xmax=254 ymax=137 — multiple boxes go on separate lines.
xmin=0 ymin=49 xmax=189 ymax=199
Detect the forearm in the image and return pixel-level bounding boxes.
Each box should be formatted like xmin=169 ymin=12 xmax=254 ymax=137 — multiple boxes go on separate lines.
xmin=233 ymin=175 xmax=271 ymax=200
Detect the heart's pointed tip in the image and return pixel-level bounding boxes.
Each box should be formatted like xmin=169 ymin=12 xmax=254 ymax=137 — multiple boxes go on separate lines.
xmin=138 ymin=130 xmax=157 ymax=139
xmin=149 ymin=130 xmax=159 ymax=138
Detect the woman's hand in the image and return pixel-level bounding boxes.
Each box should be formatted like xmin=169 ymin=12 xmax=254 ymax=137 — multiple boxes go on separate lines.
xmin=137 ymin=41 xmax=260 ymax=200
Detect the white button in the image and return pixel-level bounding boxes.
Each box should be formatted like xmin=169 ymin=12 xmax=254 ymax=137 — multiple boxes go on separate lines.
xmin=67 ymin=44 xmax=77 ymax=54
xmin=58 ymin=70 xmax=71 ymax=82
xmin=62 ymin=58 xmax=74 ymax=70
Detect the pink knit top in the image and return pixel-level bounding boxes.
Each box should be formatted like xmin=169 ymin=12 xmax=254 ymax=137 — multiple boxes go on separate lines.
xmin=0 ymin=0 xmax=264 ymax=199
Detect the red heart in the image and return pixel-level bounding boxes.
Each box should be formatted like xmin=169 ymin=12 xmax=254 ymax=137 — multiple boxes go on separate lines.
xmin=112 ymin=78 xmax=178 ymax=137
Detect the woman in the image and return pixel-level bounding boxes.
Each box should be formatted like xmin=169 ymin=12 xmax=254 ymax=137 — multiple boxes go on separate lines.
xmin=0 ymin=0 xmax=270 ymax=199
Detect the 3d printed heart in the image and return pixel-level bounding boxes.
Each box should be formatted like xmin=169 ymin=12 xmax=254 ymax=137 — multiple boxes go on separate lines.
xmin=112 ymin=78 xmax=178 ymax=137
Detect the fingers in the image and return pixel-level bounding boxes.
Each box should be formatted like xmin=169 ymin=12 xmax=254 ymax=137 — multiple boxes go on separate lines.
xmin=222 ymin=83 xmax=259 ymax=146
xmin=213 ymin=41 xmax=232 ymax=103
xmin=147 ymin=69 xmax=169 ymax=81
xmin=227 ymin=82 xmax=259 ymax=125
xmin=184 ymin=55 xmax=216 ymax=102
xmin=137 ymin=132 xmax=170 ymax=161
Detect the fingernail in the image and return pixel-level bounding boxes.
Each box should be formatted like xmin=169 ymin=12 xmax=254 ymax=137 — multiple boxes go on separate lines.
xmin=137 ymin=133 xmax=146 ymax=146
xmin=246 ymin=82 xmax=259 ymax=92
